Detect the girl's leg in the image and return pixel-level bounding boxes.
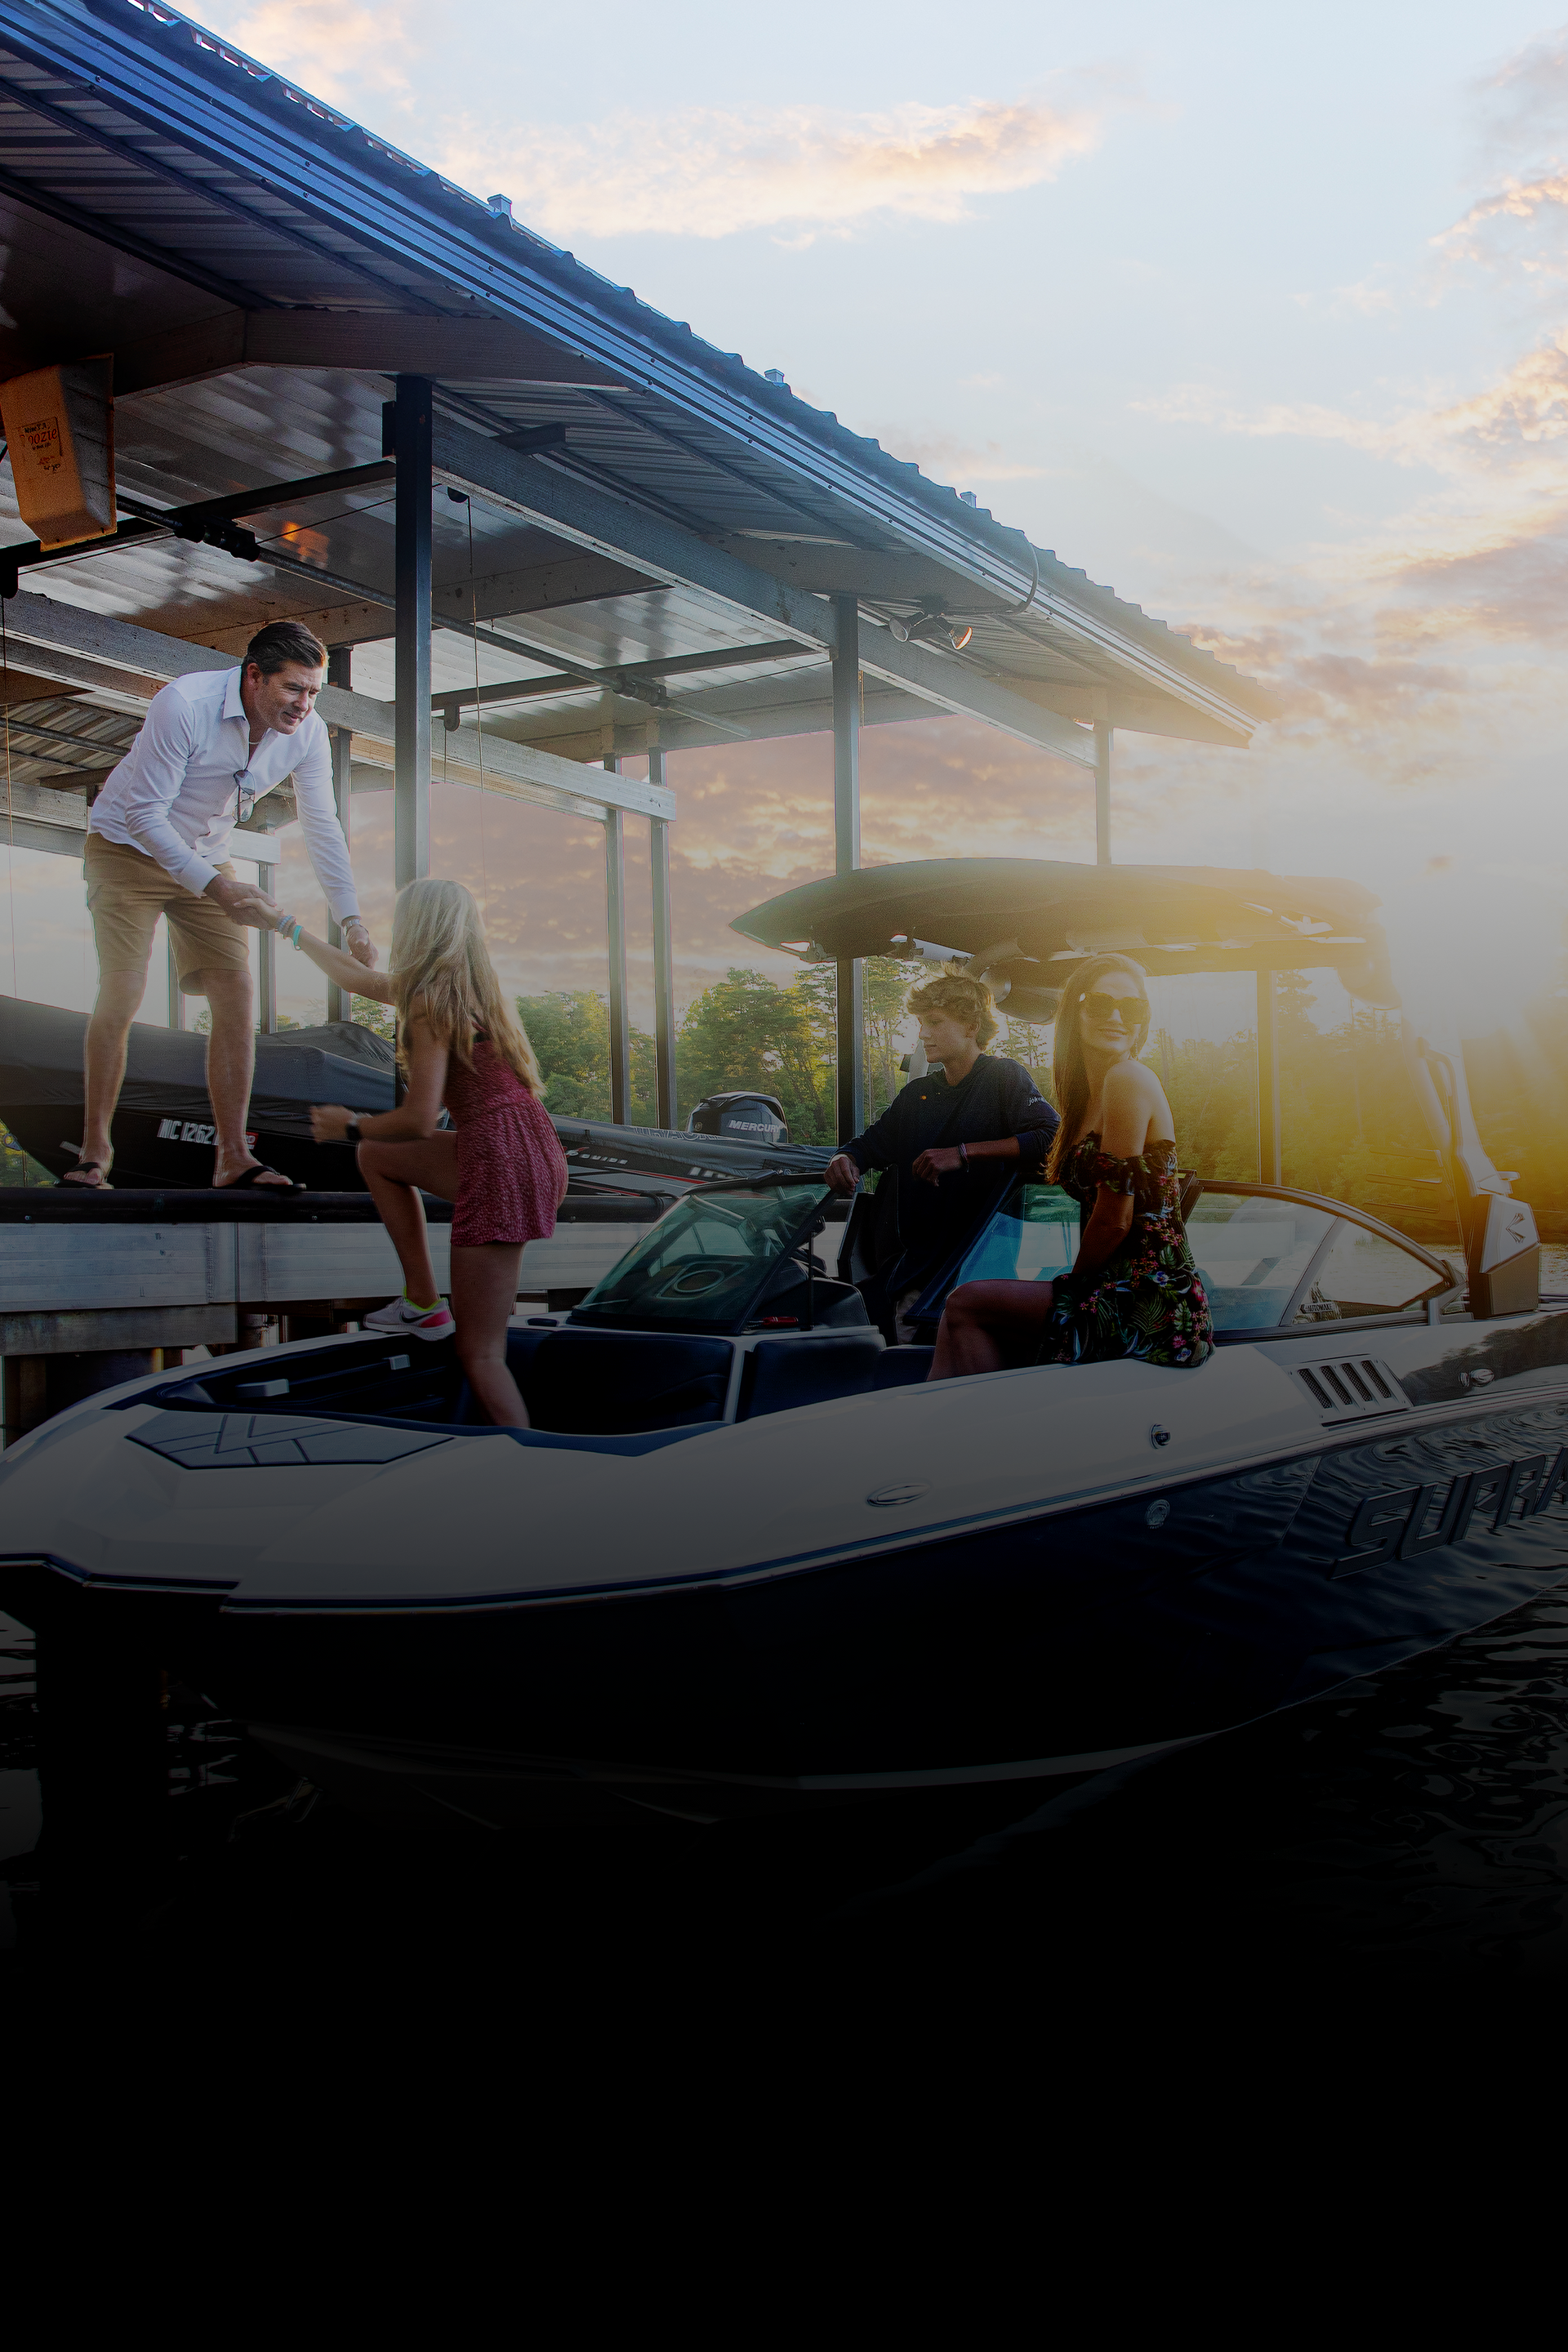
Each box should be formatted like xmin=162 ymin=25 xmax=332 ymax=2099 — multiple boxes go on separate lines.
xmin=928 ymin=1280 xmax=1057 ymax=1380
xmin=450 ymin=1242 xmax=529 ymax=1428
xmin=358 ymin=1135 xmax=461 ymax=1307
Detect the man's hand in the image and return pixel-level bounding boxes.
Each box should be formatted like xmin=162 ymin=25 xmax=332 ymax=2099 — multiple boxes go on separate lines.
xmin=343 ymin=919 xmax=378 ymax=970
xmin=206 ymin=873 xmax=278 ymax=927
xmin=825 ymin=1153 xmax=862 ymax=1196
xmin=911 ymin=1144 xmax=964 ymax=1186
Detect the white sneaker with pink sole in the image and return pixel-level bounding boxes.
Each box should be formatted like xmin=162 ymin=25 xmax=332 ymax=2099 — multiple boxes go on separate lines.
xmin=362 ymin=1295 xmax=456 ymax=1343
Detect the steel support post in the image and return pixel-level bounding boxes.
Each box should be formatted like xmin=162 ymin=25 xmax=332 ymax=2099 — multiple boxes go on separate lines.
xmin=1094 ymin=719 xmax=1112 ymax=866
xmin=832 ymin=593 xmax=863 ymax=1143
xmin=1257 ymin=968 xmax=1281 ymax=1185
xmin=604 ymin=781 xmax=630 ymax=1125
xmin=648 ymin=745 xmax=676 ymax=1131
xmin=325 ymin=644 xmax=354 ymax=1024
xmin=392 ymin=376 xmax=432 ymax=889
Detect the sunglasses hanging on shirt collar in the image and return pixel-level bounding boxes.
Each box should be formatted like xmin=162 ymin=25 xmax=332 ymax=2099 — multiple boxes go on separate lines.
xmin=233 ymin=770 xmax=257 ymax=826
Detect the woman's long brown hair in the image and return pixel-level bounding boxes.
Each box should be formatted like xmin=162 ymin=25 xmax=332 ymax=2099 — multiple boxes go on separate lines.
xmin=1045 ymin=953 xmax=1152 ymax=1182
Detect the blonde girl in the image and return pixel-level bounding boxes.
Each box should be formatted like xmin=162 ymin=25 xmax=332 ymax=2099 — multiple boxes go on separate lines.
xmin=265 ymin=878 xmax=568 ymax=1429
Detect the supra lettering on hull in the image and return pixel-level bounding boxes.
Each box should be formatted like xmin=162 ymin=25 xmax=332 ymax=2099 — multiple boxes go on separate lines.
xmin=1336 ymin=1447 xmax=1568 ymax=1575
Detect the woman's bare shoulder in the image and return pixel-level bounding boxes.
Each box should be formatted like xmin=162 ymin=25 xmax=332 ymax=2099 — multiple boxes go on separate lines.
xmin=1103 ymin=1055 xmax=1162 ymax=1105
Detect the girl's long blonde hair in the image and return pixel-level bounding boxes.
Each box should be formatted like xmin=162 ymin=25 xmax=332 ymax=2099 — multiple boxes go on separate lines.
xmin=389 ymin=878 xmax=542 ymax=1095
xmin=1045 ymin=953 xmax=1152 ymax=1183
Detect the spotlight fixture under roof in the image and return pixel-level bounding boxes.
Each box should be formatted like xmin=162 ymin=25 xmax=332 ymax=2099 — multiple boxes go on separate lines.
xmin=887 ymin=597 xmax=973 ymax=653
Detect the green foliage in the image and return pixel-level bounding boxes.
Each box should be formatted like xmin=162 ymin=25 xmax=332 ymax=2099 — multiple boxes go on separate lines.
xmin=517 ymin=989 xmax=658 ymax=1128
xmin=675 ymin=967 xmax=835 ymax=1140
xmin=345 ymin=997 xmax=395 ymax=1043
xmin=514 ymin=960 xmax=1568 ymax=1252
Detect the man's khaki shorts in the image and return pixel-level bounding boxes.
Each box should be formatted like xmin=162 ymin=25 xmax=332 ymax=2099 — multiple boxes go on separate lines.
xmin=85 ymin=832 xmax=252 ymax=994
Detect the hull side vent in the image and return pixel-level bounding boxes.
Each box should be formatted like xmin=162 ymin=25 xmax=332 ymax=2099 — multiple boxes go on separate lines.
xmin=1293 ymin=1356 xmax=1411 ymax=1423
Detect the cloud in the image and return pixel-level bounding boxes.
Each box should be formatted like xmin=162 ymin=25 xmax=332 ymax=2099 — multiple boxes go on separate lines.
xmin=216 ymin=1 xmax=416 ymax=103
xmin=1134 ymin=335 xmax=1568 ymax=479
xmin=437 ymin=84 xmax=1122 ymax=242
xmin=849 ymin=421 xmax=1045 ymax=490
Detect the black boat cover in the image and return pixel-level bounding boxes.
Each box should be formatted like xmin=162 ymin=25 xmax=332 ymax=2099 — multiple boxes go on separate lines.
xmin=0 ymin=996 xmax=834 ymax=1189
xmin=0 ymin=996 xmax=395 ymax=1135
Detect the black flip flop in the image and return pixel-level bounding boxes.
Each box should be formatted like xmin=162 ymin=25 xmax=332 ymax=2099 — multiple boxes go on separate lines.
xmin=215 ymin=1165 xmax=306 ymax=1193
xmin=60 ymin=1160 xmax=114 ymax=1189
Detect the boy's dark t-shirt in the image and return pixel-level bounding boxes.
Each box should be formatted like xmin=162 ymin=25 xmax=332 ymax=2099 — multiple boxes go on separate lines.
xmin=844 ymin=1053 xmax=1059 ymax=1298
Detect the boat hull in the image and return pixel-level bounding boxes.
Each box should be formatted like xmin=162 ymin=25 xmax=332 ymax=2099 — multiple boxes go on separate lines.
xmin=13 ymin=1378 xmax=1568 ymax=1824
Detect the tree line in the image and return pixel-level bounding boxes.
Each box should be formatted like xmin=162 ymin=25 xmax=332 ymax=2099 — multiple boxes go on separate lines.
xmin=515 ymin=962 xmax=1568 ymax=1246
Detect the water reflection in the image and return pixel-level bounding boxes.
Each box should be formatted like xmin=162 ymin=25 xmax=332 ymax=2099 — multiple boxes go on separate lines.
xmin=2 ymin=1594 xmax=1567 ymax=1982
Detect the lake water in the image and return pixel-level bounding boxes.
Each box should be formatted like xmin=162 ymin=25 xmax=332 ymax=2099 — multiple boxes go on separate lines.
xmin=6 ymin=1586 xmax=1567 ymax=1991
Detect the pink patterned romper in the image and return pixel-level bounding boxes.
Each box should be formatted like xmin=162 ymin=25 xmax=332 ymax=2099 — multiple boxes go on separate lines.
xmin=443 ymin=1032 xmax=569 ymax=1250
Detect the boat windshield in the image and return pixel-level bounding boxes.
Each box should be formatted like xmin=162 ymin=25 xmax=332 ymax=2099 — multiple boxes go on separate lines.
xmin=932 ymin=1176 xmax=1348 ymax=1334
xmin=570 ymin=1181 xmax=833 ymax=1331
xmin=944 ymin=1181 xmax=1081 ymax=1290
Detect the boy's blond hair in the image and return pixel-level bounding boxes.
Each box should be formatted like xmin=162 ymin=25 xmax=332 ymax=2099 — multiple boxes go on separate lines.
xmin=906 ymin=969 xmax=999 ymax=1050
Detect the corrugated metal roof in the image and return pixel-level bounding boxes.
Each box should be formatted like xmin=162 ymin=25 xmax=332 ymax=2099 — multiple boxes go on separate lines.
xmin=0 ymin=0 xmax=1277 ymax=759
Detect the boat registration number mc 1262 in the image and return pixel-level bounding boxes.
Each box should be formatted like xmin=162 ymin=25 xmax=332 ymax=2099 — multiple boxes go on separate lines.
xmin=1336 ymin=1447 xmax=1568 ymax=1576
xmin=157 ymin=1119 xmax=257 ymax=1147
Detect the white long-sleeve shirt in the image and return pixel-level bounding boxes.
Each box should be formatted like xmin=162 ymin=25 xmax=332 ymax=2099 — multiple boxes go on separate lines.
xmin=88 ymin=666 xmax=360 ymax=920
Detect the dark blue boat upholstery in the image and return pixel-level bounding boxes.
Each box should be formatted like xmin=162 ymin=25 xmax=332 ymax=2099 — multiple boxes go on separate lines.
xmin=737 ymin=1334 xmax=885 ymax=1420
xmin=871 ymin=1346 xmax=936 ymax=1388
xmin=517 ymin=1330 xmax=734 ymax=1433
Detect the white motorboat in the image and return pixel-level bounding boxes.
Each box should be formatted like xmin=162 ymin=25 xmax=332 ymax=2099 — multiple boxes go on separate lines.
xmin=1 ymin=862 xmax=1557 ymax=1824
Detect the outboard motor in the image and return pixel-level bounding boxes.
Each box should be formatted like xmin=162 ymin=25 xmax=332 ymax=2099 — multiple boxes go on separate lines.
xmin=1402 ymin=1022 xmax=1539 ymax=1318
xmin=687 ymin=1091 xmax=791 ymax=1147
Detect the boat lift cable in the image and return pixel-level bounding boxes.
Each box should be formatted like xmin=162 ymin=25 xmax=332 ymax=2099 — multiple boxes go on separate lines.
xmin=2 ymin=592 xmax=16 ymax=999
xmin=465 ymin=492 xmax=492 ymax=922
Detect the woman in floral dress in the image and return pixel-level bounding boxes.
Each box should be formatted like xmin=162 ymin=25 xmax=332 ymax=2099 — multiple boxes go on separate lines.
xmin=928 ymin=953 xmax=1213 ymax=1379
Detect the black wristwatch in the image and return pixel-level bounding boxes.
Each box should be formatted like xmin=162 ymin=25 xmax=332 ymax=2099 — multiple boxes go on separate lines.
xmin=344 ymin=1119 xmax=363 ymax=1146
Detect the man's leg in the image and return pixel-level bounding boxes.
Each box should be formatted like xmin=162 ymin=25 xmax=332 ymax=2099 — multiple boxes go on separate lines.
xmin=194 ymin=966 xmax=287 ymax=1190
xmin=72 ymin=966 xmax=152 ymax=1183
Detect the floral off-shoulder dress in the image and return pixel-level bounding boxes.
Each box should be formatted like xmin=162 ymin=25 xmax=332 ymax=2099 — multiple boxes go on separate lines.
xmin=1036 ymin=1135 xmax=1213 ymax=1370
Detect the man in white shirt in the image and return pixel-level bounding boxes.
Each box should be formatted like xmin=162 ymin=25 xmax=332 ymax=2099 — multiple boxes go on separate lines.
xmin=74 ymin=619 xmax=376 ymax=1191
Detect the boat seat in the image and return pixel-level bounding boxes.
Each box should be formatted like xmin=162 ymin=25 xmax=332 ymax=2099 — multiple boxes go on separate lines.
xmin=736 ymin=1333 xmax=885 ymax=1420
xmin=871 ymin=1346 xmax=935 ymax=1388
xmin=519 ymin=1330 xmax=734 ymax=1434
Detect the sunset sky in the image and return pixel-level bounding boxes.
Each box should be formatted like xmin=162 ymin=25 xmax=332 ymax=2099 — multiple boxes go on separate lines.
xmin=9 ymin=0 xmax=1568 ymax=1054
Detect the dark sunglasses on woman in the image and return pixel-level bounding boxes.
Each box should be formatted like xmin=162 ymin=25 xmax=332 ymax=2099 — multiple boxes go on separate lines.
xmin=1079 ymin=990 xmax=1149 ymax=1026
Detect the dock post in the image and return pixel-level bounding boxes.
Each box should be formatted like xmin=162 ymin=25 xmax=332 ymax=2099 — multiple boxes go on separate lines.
xmin=832 ymin=593 xmax=863 ymax=1143
xmin=1094 ymin=719 xmax=1112 ymax=866
xmin=648 ymin=740 xmax=676 ymax=1130
xmin=1257 ymin=968 xmax=1281 ymax=1184
xmin=604 ymin=758 xmax=630 ymax=1125
xmin=326 ymin=644 xmax=354 ymax=1024
xmin=392 ymin=376 xmax=432 ymax=891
